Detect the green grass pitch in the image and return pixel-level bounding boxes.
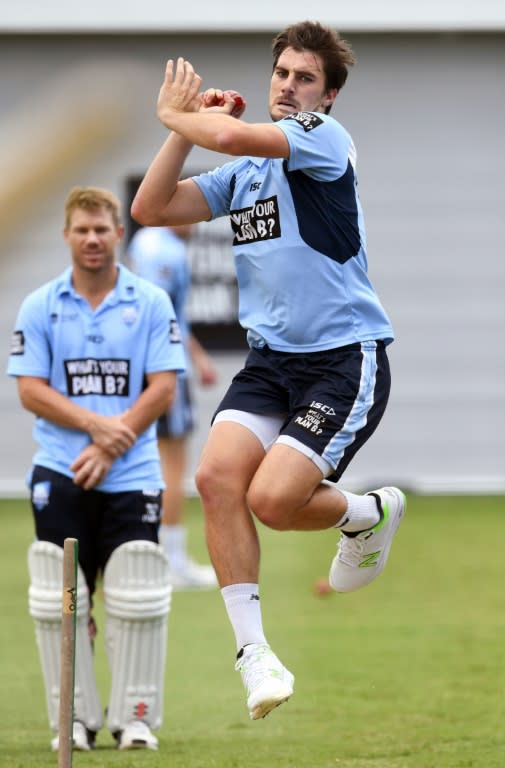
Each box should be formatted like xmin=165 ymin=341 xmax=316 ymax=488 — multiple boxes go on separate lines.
xmin=1 ymin=493 xmax=505 ymax=767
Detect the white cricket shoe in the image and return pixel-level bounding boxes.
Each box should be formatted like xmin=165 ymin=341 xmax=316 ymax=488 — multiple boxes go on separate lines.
xmin=116 ymin=720 xmax=158 ymax=750
xmin=50 ymin=720 xmax=94 ymax=751
xmin=235 ymin=643 xmax=294 ymax=720
xmin=329 ymin=486 xmax=406 ymax=593
xmin=169 ymin=559 xmax=218 ymax=591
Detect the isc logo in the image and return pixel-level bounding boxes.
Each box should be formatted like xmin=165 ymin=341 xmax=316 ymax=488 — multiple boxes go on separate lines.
xmin=310 ymin=401 xmax=336 ymax=415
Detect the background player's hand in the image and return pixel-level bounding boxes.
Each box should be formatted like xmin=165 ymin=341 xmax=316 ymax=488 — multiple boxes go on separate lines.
xmin=70 ymin=444 xmax=114 ymax=490
xmin=86 ymin=413 xmax=136 ymax=458
xmin=157 ymin=57 xmax=203 ymax=124
xmin=200 ymin=88 xmax=246 ymax=118
xmin=198 ymin=360 xmax=218 ymax=386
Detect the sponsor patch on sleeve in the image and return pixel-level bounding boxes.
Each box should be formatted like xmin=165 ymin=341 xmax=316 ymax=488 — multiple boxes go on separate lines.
xmin=10 ymin=330 xmax=25 ymax=355
xmin=284 ymin=111 xmax=323 ymax=132
xmin=170 ymin=319 xmax=182 ymax=343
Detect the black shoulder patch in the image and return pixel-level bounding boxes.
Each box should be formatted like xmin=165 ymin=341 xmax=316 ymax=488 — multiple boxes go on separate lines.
xmin=284 ymin=112 xmax=323 ymax=132
xmin=170 ymin=319 xmax=182 ymax=343
xmin=10 ymin=330 xmax=25 ymax=355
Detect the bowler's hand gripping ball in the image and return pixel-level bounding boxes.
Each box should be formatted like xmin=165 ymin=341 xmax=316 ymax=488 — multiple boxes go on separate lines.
xmin=221 ymin=90 xmax=245 ymax=117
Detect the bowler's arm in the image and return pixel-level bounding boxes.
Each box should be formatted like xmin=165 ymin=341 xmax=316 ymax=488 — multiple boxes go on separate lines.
xmin=132 ymin=56 xmax=289 ymax=227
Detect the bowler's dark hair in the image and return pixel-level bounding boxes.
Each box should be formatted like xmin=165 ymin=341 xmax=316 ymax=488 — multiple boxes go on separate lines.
xmin=272 ymin=21 xmax=355 ymax=112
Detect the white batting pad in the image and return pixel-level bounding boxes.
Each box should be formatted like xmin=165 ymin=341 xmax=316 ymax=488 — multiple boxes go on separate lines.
xmin=103 ymin=540 xmax=172 ymax=732
xmin=27 ymin=541 xmax=103 ymax=732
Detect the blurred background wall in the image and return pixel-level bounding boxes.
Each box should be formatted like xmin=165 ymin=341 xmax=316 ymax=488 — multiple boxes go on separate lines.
xmin=1 ymin=2 xmax=504 ymax=495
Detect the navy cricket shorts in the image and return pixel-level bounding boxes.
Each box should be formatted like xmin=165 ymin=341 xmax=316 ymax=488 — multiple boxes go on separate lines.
xmin=214 ymin=340 xmax=391 ymax=482
xmin=29 ymin=465 xmax=161 ymax=596
xmin=156 ymin=375 xmax=194 ymax=439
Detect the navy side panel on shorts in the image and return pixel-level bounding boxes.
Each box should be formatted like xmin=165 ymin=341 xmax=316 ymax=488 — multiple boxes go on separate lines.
xmin=282 ymin=341 xmax=390 ymax=481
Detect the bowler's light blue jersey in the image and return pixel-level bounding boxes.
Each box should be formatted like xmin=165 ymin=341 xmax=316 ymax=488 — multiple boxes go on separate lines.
xmin=127 ymin=227 xmax=191 ymax=374
xmin=193 ymin=111 xmax=394 ymax=353
xmin=7 ymin=264 xmax=186 ymax=491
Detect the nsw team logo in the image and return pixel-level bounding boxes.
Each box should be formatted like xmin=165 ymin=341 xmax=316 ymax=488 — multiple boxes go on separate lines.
xmin=32 ymin=481 xmax=51 ymax=510
xmin=122 ymin=307 xmax=138 ymax=325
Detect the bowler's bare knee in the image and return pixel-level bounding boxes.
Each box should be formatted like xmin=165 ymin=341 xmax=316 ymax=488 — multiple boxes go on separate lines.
xmin=247 ymin=484 xmax=293 ymax=530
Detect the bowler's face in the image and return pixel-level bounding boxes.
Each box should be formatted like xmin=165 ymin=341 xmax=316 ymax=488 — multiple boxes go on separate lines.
xmin=269 ymin=47 xmax=337 ymax=121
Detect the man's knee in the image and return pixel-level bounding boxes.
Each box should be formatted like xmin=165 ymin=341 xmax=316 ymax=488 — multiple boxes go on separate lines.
xmin=247 ymin=484 xmax=291 ymax=531
xmin=194 ymin=459 xmax=221 ymax=501
xmin=195 ymin=457 xmax=252 ymax=505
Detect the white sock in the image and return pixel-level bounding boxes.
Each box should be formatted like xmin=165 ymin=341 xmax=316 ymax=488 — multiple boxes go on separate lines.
xmin=335 ymin=491 xmax=380 ymax=533
xmin=159 ymin=523 xmax=188 ymax=570
xmin=221 ymin=583 xmax=267 ymax=653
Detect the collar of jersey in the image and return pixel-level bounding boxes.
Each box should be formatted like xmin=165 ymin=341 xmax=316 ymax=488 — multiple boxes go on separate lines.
xmin=238 ymin=155 xmax=268 ymax=168
xmin=55 ymin=263 xmax=138 ymax=304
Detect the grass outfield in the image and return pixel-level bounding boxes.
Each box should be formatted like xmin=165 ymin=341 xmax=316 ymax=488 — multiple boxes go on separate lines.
xmin=1 ymin=494 xmax=505 ymax=767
